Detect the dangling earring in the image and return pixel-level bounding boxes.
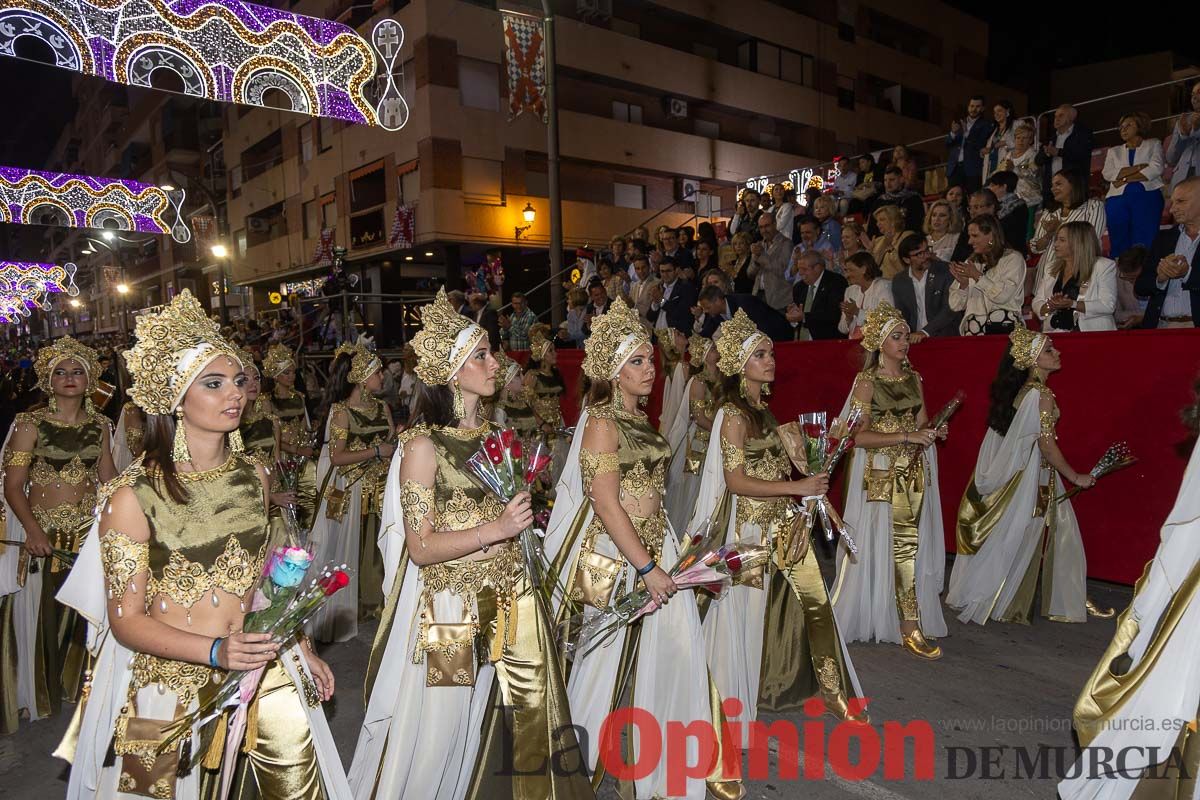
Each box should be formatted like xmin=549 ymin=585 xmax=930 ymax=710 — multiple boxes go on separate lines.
xmin=48 ymin=395 xmax=58 ymax=414
xmin=85 ymin=396 xmax=95 ymax=415
xmin=638 ymin=393 xmax=648 ymax=408
xmin=172 ymin=410 xmax=192 ymax=463
xmin=762 ymin=382 xmax=771 ymax=397
xmin=738 ymin=374 xmax=748 ymax=399
xmin=228 ymin=428 xmax=244 ymax=455
xmin=611 ymin=380 xmax=623 ymax=410
xmin=451 ymin=378 xmax=466 ymax=420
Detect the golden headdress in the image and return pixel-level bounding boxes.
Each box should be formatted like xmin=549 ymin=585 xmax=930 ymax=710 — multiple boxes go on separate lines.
xmin=235 ymin=346 xmax=259 ymax=376
xmin=35 ymin=336 xmax=100 ymax=395
xmin=688 ymin=333 xmax=714 ymax=366
xmin=528 ymin=323 xmax=553 ymax=361
xmin=412 ymin=287 xmax=487 ymax=385
xmin=860 ymin=303 xmax=908 ymax=352
xmin=493 ymin=349 xmax=522 ymax=386
xmin=1009 ymin=326 xmax=1048 ymax=371
xmin=715 ymin=309 xmax=767 ymax=376
xmin=333 ymin=339 xmax=382 ymax=385
xmin=123 ymin=289 xmax=242 ymax=415
xmin=581 ymin=296 xmax=650 ymax=381
xmin=261 ymin=343 xmax=295 ymax=378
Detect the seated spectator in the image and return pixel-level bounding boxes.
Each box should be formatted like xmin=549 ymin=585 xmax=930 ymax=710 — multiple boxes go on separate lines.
xmin=948 ymin=214 xmax=1025 ymax=335
xmin=679 ymin=225 xmax=696 ymax=254
xmin=1136 ymin=176 xmax=1200 ymax=328
xmin=786 ymin=249 xmax=848 ymax=341
xmin=1000 ymin=123 xmax=1042 ymax=211
xmin=946 ymin=94 xmax=994 ymax=193
xmin=1167 ymin=81 xmax=1200 ymax=191
xmin=631 ymin=225 xmax=650 ymax=245
xmin=986 ymin=170 xmax=1030 ymax=256
xmin=867 ymin=166 xmax=925 ymax=237
xmin=769 ymin=183 xmax=800 ymax=242
xmin=1036 ymin=104 xmax=1094 ymax=209
xmin=730 ymin=188 xmax=763 ymax=240
xmin=499 ymin=291 xmax=538 ymax=349
xmin=810 ymin=194 xmax=843 ymax=258
xmin=789 ymin=217 xmax=833 ymax=272
xmin=690 ymin=269 xmax=732 ymax=334
xmin=839 ymin=251 xmax=894 ymax=338
xmin=597 ymin=258 xmax=626 ymax=301
xmin=694 ymin=239 xmax=719 ymax=279
xmin=831 ymin=158 xmax=859 ymax=216
xmin=849 ymin=154 xmax=880 ymax=215
xmin=1103 ymin=111 xmax=1165 ymax=259
xmin=981 ymin=99 xmax=1016 ymax=178
xmin=1033 ymin=221 xmax=1117 ymax=331
xmin=945 ymin=184 xmax=969 ymax=223
xmin=949 ymin=189 xmax=1001 ymax=262
xmin=559 ymin=287 xmax=589 ymax=348
xmin=748 ymin=211 xmax=793 ymax=312
xmin=697 ymin=221 xmax=721 ymax=251
xmin=648 ymin=256 xmax=698 ymax=335
xmin=627 ymin=255 xmax=660 ymax=320
xmin=925 ymin=198 xmax=963 ymax=262
xmin=892 ymin=235 xmax=962 ymax=339
xmin=870 ymin=205 xmax=917 ymax=279
xmin=697 ymin=284 xmax=792 ymax=341
xmin=583 ymin=278 xmax=610 ymax=336
xmin=1114 ymin=245 xmax=1148 ymax=329
xmin=892 ymin=144 xmax=920 ymax=191
xmin=1031 ymin=169 xmax=1108 ymax=289
xmin=837 ymin=219 xmax=869 ymax=274
xmin=728 ymin=230 xmax=755 ymax=293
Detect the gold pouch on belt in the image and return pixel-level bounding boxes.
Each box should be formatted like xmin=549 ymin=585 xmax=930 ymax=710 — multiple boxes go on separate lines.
xmin=324 ymin=487 xmax=349 ymax=522
xmin=570 ymin=531 xmax=623 ymax=609
xmin=419 ymin=604 xmax=479 ymax=688
xmin=115 ymin=715 xmax=181 ymax=799
xmin=865 ymin=468 xmax=892 ymax=502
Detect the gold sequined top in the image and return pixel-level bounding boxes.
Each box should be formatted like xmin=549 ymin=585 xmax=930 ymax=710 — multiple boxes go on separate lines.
xmin=120 ymin=401 xmax=144 ymax=454
xmin=718 ymin=404 xmax=792 ymax=482
xmin=99 ymin=453 xmax=268 ymax=616
xmin=684 ymin=378 xmax=717 ymax=474
xmin=330 ymin=397 xmax=391 ymax=509
xmin=580 ymin=404 xmax=670 ymax=500
xmin=269 ymin=389 xmax=310 ymax=448
xmin=498 ymin=392 xmax=538 ymax=438
xmin=1017 ymin=376 xmax=1058 ymax=441
xmin=239 ymin=400 xmax=279 ymax=463
xmin=528 ymin=371 xmax=565 ymax=427
xmin=853 ymin=366 xmax=924 ymax=474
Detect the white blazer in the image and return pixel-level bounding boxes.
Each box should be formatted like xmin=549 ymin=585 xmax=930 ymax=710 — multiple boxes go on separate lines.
xmin=1033 ymin=257 xmax=1117 ymax=332
xmin=1102 ymin=139 xmax=1165 ymax=197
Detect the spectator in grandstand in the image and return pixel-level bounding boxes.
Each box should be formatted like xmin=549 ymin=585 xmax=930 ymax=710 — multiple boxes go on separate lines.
xmin=730 ymin=188 xmax=763 ymax=239
xmin=697 ymin=284 xmax=792 ymax=341
xmin=986 ymin=170 xmax=1030 ymax=256
xmin=697 ymin=221 xmax=721 ymax=251
xmin=789 ymin=217 xmax=834 ymax=273
xmin=786 ymin=249 xmax=848 ymax=341
xmin=748 ymin=210 xmax=794 ymax=312
xmin=500 ymin=291 xmax=539 ymax=350
xmin=770 ymin=182 xmax=800 ymax=243
xmin=467 ymin=291 xmax=502 ymax=349
xmin=849 ymin=154 xmax=881 ymax=215
xmin=1114 ymin=246 xmax=1148 ymax=328
xmin=945 ymin=184 xmax=969 ymax=221
xmin=1033 ymin=221 xmax=1117 ymax=332
xmin=631 ymin=225 xmax=650 ymax=245
xmin=981 ymin=99 xmax=1016 ymax=178
xmin=560 ymin=287 xmax=589 ymax=348
xmin=892 ymin=234 xmax=961 ymax=340
xmin=609 ymin=235 xmax=629 ymax=273
xmin=694 ymin=239 xmax=719 ymax=281
xmin=946 ymin=94 xmax=994 ymax=193
xmin=583 ymin=278 xmax=610 ymax=336
xmin=1103 ymin=111 xmax=1165 ymax=259
xmin=728 ymin=230 xmax=755 ymax=294
xmin=1167 ymin=82 xmax=1200 ymax=190
xmin=598 ymin=258 xmax=628 ymax=301
xmin=1036 ymin=104 xmax=1093 ymax=209
xmin=870 ymin=204 xmax=917 ymax=280
xmin=649 ymin=256 xmax=698 ymax=335
xmin=838 ymin=219 xmax=869 ymax=274
xmin=867 ymin=166 xmax=925 ymax=237
xmin=448 ymin=289 xmax=469 ymax=317
xmin=839 ymin=251 xmax=895 ymax=338
xmin=949 ymin=214 xmax=1025 ymax=335
xmin=1137 ymin=176 xmax=1200 ymax=328
xmin=892 ymin=144 xmax=920 ymax=192
xmin=627 ymin=255 xmax=659 ymax=320
xmin=811 ymin=194 xmax=843 ymax=256
xmin=659 ymin=226 xmax=696 ymax=271
xmin=1000 ymin=123 xmax=1043 ymax=211
xmin=1030 ymin=169 xmax=1108 ymax=290
xmin=926 ymin=198 xmax=963 ymax=262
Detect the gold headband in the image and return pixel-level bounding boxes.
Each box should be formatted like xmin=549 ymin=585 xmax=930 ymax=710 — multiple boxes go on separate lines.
xmin=261 ymin=343 xmax=295 ymax=378
xmin=715 ymin=309 xmax=767 ymax=376
xmin=235 ymin=347 xmax=259 ymax=376
xmin=334 ymin=341 xmax=381 ymax=385
xmin=582 ymin=297 xmax=650 ymax=380
xmin=859 ymin=303 xmax=908 ymax=352
xmin=493 ymin=349 xmax=522 ymax=386
xmin=412 ymin=287 xmax=487 ymax=385
xmin=528 ymin=323 xmax=553 ymax=361
xmin=1009 ymin=326 xmax=1048 ymax=370
xmin=688 ymin=333 xmax=714 ymax=365
xmin=35 ymin=336 xmax=100 ymax=395
xmin=124 ymin=289 xmax=241 ymax=415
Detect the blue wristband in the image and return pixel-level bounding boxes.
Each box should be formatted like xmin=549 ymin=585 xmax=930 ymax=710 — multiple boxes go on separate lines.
xmin=209 ymin=637 xmax=223 ymax=669
xmin=636 ymin=559 xmax=657 ymax=577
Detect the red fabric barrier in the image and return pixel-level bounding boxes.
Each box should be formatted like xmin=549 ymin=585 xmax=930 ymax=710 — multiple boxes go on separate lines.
xmin=516 ymin=330 xmax=1199 ymax=585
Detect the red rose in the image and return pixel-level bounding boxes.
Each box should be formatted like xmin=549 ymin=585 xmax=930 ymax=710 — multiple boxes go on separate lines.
xmin=844 ymin=437 xmax=855 ymax=450
xmin=724 ymin=551 xmax=743 ymax=573
xmin=825 ymin=437 xmax=840 ymax=455
xmin=511 ymin=440 xmax=523 ymax=460
xmin=500 ymin=429 xmax=515 ymax=448
xmin=319 ymin=570 xmax=350 ymax=596
xmin=484 ymin=437 xmax=504 ymax=465
xmin=802 ymin=423 xmax=824 ymax=438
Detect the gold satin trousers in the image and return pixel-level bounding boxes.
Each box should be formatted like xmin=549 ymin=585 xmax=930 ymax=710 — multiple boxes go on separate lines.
xmin=888 ymin=468 xmax=925 ymax=624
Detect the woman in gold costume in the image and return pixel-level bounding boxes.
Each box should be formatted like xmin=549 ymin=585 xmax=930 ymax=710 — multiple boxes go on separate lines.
xmin=260 ymin=344 xmax=318 ymax=532
xmin=54 ymin=290 xmax=346 ymax=799
xmin=832 ymin=304 xmax=949 ymax=660
xmin=1 ymin=336 xmax=115 ymax=733
xmin=543 ymin=298 xmax=741 ymax=800
xmin=349 ymin=288 xmax=592 ymax=800
xmin=1060 ymin=382 xmax=1200 ymax=800
xmin=308 ymin=341 xmax=394 ymax=642
xmin=492 ymin=350 xmax=538 ymax=439
xmin=946 ymin=328 xmax=1111 ymax=625
xmin=112 ymin=399 xmax=145 ymax=472
xmin=236 ymin=352 xmax=282 ymax=465
xmin=524 ymin=323 xmax=570 ymax=483
xmin=689 ymin=309 xmax=867 ymax=723
xmin=663 ymin=334 xmax=719 ymax=534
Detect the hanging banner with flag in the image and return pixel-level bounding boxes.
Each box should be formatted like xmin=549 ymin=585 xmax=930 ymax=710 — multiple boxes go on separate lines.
xmin=313 ymin=228 xmax=334 ymax=267
xmin=389 ymin=203 xmax=415 ymax=248
xmin=502 ymin=12 xmax=548 ymax=122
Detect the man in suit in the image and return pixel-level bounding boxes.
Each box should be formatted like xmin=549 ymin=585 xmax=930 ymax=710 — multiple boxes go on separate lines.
xmin=892 ymin=235 xmax=962 ymax=339
xmin=749 ymin=211 xmax=793 ymax=312
xmin=785 ymin=250 xmax=848 ymax=340
xmin=448 ymin=289 xmax=469 ymax=316
xmin=697 ymin=285 xmax=793 ymax=342
xmin=1137 ymin=177 xmax=1200 ymax=328
xmin=627 ymin=255 xmax=660 ymax=320
xmin=582 ymin=279 xmax=610 ymax=337
xmin=658 ymin=227 xmax=695 ymax=272
xmin=946 ymin=95 xmax=995 ymax=193
xmin=647 ymin=256 xmax=697 ymax=336
xmin=1035 ymin=104 xmax=1093 ymax=209
xmin=467 ymin=292 xmax=502 ymax=349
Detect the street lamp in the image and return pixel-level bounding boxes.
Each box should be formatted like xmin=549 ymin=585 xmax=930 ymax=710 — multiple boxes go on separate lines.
xmin=102 ymin=230 xmax=115 ymax=242
xmin=116 ymin=283 xmax=129 ymax=294
xmin=211 ymin=243 xmax=229 ymax=259
xmin=69 ymin=298 xmax=81 ymax=308
xmin=210 ymin=242 xmax=230 ymax=323
xmin=514 ymin=202 xmax=536 ymax=240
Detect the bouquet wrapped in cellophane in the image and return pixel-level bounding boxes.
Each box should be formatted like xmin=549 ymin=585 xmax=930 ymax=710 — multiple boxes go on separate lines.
xmin=273 ymin=454 xmax=308 ymax=540
xmin=562 ymin=520 xmax=769 ymax=660
xmin=1056 ymin=442 xmax=1136 ymax=502
xmin=5 ymin=539 xmax=76 ymax=584
xmin=777 ymin=408 xmax=863 ymax=559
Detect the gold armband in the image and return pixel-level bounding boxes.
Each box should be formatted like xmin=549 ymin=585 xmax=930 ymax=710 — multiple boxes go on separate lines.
xmin=720 ymin=435 xmax=746 ymax=471
xmin=400 ymin=480 xmax=435 ymax=547
xmin=2 ymin=449 xmax=32 ymax=467
xmin=580 ymin=448 xmax=620 ymax=493
xmin=1039 ymin=410 xmax=1057 ymax=440
xmin=99 ymin=529 xmax=149 ymax=607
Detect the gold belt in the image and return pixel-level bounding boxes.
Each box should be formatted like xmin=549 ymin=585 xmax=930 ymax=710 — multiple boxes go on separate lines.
xmin=419 ymin=543 xmax=521 ymax=663
xmin=735 ymin=496 xmax=791 ymax=542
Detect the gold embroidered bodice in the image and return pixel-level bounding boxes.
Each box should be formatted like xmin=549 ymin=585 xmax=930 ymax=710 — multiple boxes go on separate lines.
xmin=684 ymin=378 xmax=717 ymax=474
xmin=121 ymin=401 xmax=144 ymax=454
xmin=269 ymin=389 xmax=310 ymax=447
xmin=1017 ymin=376 xmax=1059 ymax=441
xmin=580 ymin=405 xmax=670 ymax=502
xmin=528 ymin=371 xmax=565 ymax=427
xmin=860 ymin=366 xmax=923 ymax=436
xmin=101 ymin=454 xmax=268 ymax=619
xmin=498 ymin=390 xmax=538 ymax=436
xmin=239 ymin=401 xmax=278 ymax=463
xmin=331 ymin=398 xmax=391 ymax=508
xmin=718 ymin=404 xmax=793 ymax=539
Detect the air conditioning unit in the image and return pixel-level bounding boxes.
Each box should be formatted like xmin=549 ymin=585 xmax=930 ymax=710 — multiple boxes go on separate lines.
xmin=576 ymin=0 xmax=612 ymax=19
xmin=665 ymin=96 xmax=688 ymax=119
xmin=247 ymin=217 xmax=270 ymax=233
xmin=678 ymin=178 xmax=700 ymax=201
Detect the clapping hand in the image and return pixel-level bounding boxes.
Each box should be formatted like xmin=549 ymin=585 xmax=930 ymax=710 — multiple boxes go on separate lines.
xmin=839 ymin=299 xmax=859 ymax=319
xmin=786 ymin=304 xmax=804 ymax=324
xmin=1157 ymin=255 xmax=1189 ymax=282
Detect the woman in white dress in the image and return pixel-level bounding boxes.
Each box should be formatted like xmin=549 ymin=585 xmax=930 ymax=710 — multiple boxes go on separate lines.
xmin=1030 ymin=169 xmax=1108 ymax=291
xmin=663 ymin=334 xmax=719 ymax=534
xmin=948 ymin=213 xmax=1026 ymax=335
xmin=839 ymin=251 xmax=895 ymax=338
xmin=946 ymin=327 xmax=1114 ymax=625
xmin=833 ymin=304 xmax=949 ymax=660
xmin=925 ymin=199 xmax=963 ymax=263
xmin=1033 ymin=221 xmax=1118 ymax=332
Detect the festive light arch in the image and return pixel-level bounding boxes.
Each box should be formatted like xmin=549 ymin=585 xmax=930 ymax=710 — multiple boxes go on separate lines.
xmin=0 ymin=261 xmax=78 ymax=323
xmin=0 ymin=0 xmax=407 ymax=129
xmin=0 ymin=166 xmax=190 ymax=242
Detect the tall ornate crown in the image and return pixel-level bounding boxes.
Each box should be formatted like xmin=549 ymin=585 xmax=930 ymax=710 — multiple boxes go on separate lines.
xmin=35 ymin=336 xmax=101 ymax=395
xmin=582 ymin=297 xmax=650 ymax=380
xmin=261 ymin=343 xmax=295 ymax=378
xmin=688 ymin=333 xmax=714 ymax=366
xmin=235 ymin=346 xmax=259 ymax=376
xmin=124 ymin=289 xmax=240 ymax=415
xmin=493 ymin=349 xmax=521 ymax=386
xmin=333 ymin=339 xmax=381 ymax=385
xmin=412 ymin=287 xmax=487 ymax=385
xmin=860 ymin=303 xmax=908 ymax=352
xmin=1009 ymin=326 xmax=1048 ymax=370
xmin=528 ymin=323 xmax=553 ymax=361
xmin=715 ymin=309 xmax=767 ymax=376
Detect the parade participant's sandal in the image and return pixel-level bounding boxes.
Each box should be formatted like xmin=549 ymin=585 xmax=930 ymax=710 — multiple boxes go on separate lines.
xmin=902 ymin=629 xmax=943 ymax=660
xmin=1086 ymin=599 xmax=1115 ymax=619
